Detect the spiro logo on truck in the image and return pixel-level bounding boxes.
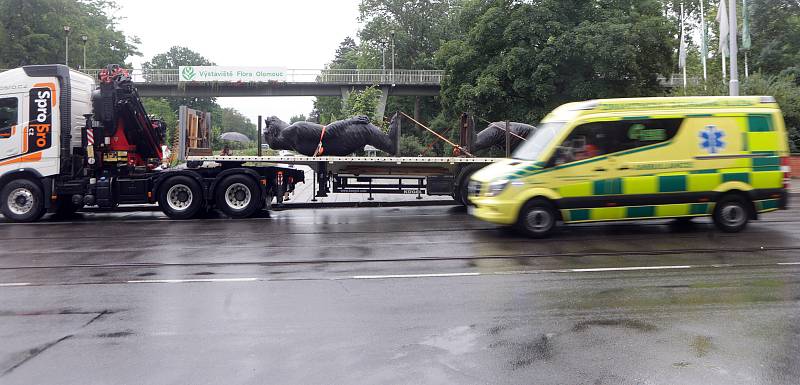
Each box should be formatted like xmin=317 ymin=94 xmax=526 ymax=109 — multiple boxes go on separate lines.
xmin=28 ymin=87 xmax=52 ymax=152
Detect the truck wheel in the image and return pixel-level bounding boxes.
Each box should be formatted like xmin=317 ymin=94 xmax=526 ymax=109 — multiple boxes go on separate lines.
xmin=1 ymin=179 xmax=46 ymax=222
xmin=515 ymin=199 xmax=558 ymax=238
xmin=158 ymin=176 xmax=204 ymax=220
xmin=455 ymin=165 xmax=483 ymax=206
xmin=215 ymin=174 xmax=262 ymax=218
xmin=713 ymin=195 xmax=750 ymax=233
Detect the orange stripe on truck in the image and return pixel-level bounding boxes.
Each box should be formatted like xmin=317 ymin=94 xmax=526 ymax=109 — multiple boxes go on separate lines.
xmin=0 ymin=152 xmax=42 ymax=167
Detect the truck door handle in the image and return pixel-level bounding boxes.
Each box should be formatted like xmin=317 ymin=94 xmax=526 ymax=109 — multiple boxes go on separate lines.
xmin=617 ymin=166 xmax=630 ymax=170
xmin=593 ymin=167 xmax=606 ymax=172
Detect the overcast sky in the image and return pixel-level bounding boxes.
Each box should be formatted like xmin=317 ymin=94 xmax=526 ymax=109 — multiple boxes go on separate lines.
xmin=115 ymin=0 xmax=363 ymax=123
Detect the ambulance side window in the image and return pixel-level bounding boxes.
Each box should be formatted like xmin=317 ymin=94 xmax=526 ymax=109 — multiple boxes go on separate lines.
xmin=551 ymin=122 xmax=609 ymax=166
xmin=607 ymin=118 xmax=683 ymax=153
xmin=0 ymin=97 xmax=18 ymax=139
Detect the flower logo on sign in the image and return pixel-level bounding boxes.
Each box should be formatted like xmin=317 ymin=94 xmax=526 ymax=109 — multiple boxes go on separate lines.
xmin=181 ymin=67 xmax=196 ymax=81
xmin=700 ymin=125 xmax=725 ymax=154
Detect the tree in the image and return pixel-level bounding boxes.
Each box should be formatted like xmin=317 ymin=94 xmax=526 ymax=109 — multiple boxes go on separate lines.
xmin=344 ymin=86 xmax=383 ymax=122
xmin=142 ymin=97 xmax=177 ymax=145
xmin=437 ymin=0 xmax=675 ymax=123
xmin=289 ymin=114 xmax=307 ymax=123
xmin=311 ymin=37 xmax=360 ymax=123
xmin=220 ymin=108 xmax=257 ymax=140
xmin=748 ymin=0 xmax=800 ymax=77
xmin=0 ymin=0 xmax=139 ymax=68
xmin=142 ymin=46 xmax=218 ymax=112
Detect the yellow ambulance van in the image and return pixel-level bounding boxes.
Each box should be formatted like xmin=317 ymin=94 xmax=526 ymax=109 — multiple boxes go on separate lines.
xmin=468 ymin=96 xmax=791 ymax=237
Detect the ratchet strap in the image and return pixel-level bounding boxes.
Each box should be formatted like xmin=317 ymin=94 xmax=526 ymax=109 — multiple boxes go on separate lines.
xmin=313 ymin=125 xmax=327 ymax=156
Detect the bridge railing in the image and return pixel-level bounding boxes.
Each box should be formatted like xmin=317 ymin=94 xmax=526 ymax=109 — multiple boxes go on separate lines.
xmin=75 ymin=68 xmax=444 ymax=86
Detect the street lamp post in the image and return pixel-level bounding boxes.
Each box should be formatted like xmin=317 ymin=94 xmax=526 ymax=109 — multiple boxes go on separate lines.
xmin=728 ymin=0 xmax=739 ymax=96
xmin=81 ymin=35 xmax=88 ymax=70
xmin=63 ymin=26 xmax=71 ymax=66
xmin=390 ymin=30 xmax=395 ymax=86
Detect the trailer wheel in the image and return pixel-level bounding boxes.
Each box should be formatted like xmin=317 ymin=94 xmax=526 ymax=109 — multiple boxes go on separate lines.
xmin=215 ymin=174 xmax=262 ymax=218
xmin=455 ymin=165 xmax=483 ymax=206
xmin=1 ymin=179 xmax=46 ymax=222
xmin=158 ymin=176 xmax=204 ymax=220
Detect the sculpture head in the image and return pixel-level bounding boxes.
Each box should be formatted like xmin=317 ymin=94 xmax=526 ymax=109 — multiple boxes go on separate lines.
xmin=263 ymin=116 xmax=289 ymax=144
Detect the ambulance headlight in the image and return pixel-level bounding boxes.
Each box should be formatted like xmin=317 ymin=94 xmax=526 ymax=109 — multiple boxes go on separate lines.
xmin=486 ymin=179 xmax=510 ymax=196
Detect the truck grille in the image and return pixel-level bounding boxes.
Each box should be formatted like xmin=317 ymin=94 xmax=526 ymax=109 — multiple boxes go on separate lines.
xmin=468 ymin=181 xmax=482 ymax=196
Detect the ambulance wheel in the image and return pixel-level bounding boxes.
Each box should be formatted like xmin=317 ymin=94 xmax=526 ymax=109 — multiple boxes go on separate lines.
xmin=215 ymin=174 xmax=262 ymax=218
xmin=516 ymin=199 xmax=558 ymax=238
xmin=158 ymin=176 xmax=204 ymax=220
xmin=1 ymin=179 xmax=46 ymax=222
xmin=713 ymin=195 xmax=750 ymax=233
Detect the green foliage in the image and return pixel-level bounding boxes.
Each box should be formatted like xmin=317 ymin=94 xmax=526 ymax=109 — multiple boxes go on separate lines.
xmin=142 ymin=46 xmax=218 ymax=112
xmin=437 ymin=0 xmax=675 ymax=124
xmin=748 ymin=0 xmax=800 ymax=76
xmin=344 ymin=86 xmax=383 ymax=122
xmin=0 ymin=0 xmax=140 ymax=68
xmin=220 ymin=107 xmax=257 ymax=140
xmin=142 ymin=97 xmax=177 ymax=144
xmin=398 ymin=133 xmax=426 ymax=156
xmin=289 ymin=114 xmax=307 ymax=123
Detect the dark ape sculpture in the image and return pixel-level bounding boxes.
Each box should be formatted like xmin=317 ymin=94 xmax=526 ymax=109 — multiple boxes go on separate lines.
xmin=472 ymin=121 xmax=537 ymax=154
xmin=263 ymin=113 xmax=400 ymax=156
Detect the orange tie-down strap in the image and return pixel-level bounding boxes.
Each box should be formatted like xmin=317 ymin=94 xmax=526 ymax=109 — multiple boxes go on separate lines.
xmin=313 ymin=125 xmax=327 ymax=156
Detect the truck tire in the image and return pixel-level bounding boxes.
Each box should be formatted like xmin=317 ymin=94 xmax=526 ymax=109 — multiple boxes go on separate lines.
xmin=1 ymin=179 xmax=46 ymax=222
xmin=455 ymin=165 xmax=483 ymax=206
xmin=515 ymin=199 xmax=558 ymax=238
xmin=158 ymin=175 xmax=204 ymax=220
xmin=215 ymin=174 xmax=262 ymax=218
xmin=712 ymin=194 xmax=750 ymax=233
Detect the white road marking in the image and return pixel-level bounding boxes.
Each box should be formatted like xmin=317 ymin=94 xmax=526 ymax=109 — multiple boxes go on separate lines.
xmin=126 ymin=277 xmax=259 ymax=284
xmin=567 ymin=265 xmax=693 ymax=272
xmin=351 ymin=272 xmax=481 ymax=279
xmin=3 ymin=261 xmax=799 ymax=287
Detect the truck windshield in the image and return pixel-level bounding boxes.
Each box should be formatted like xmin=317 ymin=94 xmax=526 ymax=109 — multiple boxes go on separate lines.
xmin=512 ymin=121 xmax=567 ymax=161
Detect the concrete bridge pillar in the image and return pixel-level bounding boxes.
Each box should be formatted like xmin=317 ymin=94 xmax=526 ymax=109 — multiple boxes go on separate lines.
xmin=375 ymin=87 xmax=389 ymax=122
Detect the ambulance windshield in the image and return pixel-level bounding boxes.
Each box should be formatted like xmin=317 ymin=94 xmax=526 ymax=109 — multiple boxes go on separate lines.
xmin=512 ymin=121 xmax=567 ymax=161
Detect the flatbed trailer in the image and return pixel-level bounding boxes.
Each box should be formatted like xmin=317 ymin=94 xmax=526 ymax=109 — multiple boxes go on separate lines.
xmin=187 ymin=155 xmax=500 ymax=205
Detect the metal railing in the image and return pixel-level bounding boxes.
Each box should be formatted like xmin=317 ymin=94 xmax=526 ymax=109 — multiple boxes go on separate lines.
xmin=74 ymin=68 xmax=445 ymax=86
xmin=657 ymin=74 xmax=703 ymax=88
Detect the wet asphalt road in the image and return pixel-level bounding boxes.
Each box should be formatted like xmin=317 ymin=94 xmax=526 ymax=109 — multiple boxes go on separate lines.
xmin=0 ymin=204 xmax=799 ymax=384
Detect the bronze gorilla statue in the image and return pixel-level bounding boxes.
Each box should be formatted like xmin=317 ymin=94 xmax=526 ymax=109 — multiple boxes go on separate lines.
xmin=263 ymin=113 xmax=400 ymax=156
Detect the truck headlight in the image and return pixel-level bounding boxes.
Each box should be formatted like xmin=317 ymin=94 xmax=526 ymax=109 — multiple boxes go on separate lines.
xmin=486 ymin=179 xmax=510 ymax=197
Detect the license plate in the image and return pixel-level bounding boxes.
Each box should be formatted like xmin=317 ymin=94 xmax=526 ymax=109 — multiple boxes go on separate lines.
xmin=467 ymin=205 xmax=475 ymax=215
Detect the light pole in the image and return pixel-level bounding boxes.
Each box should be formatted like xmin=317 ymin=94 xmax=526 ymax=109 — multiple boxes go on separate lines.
xmin=381 ymin=41 xmax=386 ymax=83
xmin=63 ymin=26 xmax=71 ymax=66
xmin=81 ymin=35 xmax=88 ymax=70
xmin=390 ymin=30 xmax=395 ymax=86
xmin=728 ymin=0 xmax=739 ymax=96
